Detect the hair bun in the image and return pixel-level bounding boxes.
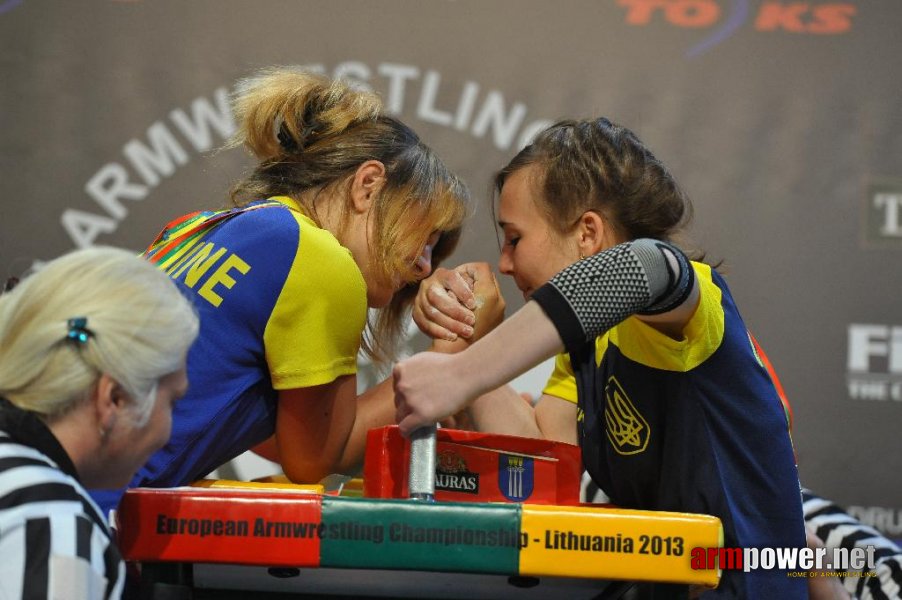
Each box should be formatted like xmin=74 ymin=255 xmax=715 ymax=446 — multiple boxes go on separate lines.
xmin=276 ymin=120 xmax=303 ymax=153
xmin=230 ymin=66 xmax=383 ymax=161
xmin=276 ymin=103 xmax=325 ymax=153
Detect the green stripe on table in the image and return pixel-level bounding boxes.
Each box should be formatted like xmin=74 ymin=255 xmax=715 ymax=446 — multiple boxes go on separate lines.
xmin=321 ymin=497 xmax=521 ymax=573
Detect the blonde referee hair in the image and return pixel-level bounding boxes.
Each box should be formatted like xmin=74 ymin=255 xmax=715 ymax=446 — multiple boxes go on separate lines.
xmin=0 ymin=246 xmax=198 ymax=425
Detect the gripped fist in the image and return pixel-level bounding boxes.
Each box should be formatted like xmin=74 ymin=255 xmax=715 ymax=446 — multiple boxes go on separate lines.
xmin=393 ymin=351 xmax=470 ymax=435
xmin=413 ymin=262 xmax=505 ymax=344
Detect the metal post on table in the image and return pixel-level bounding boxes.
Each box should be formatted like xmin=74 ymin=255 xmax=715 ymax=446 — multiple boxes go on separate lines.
xmin=408 ymin=424 xmax=437 ymax=501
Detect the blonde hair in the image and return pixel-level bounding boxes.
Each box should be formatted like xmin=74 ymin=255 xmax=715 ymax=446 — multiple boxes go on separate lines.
xmin=0 ymin=246 xmax=199 ymax=425
xmin=228 ymin=66 xmax=470 ymax=362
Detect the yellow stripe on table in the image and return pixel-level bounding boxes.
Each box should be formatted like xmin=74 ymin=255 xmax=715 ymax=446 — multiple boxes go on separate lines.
xmin=519 ymin=504 xmax=722 ymax=587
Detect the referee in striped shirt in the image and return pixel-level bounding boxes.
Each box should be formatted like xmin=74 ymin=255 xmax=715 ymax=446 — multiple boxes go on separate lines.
xmin=0 ymin=247 xmax=198 ymax=599
xmin=0 ymin=398 xmax=124 ymax=599
xmin=803 ymin=489 xmax=902 ymax=600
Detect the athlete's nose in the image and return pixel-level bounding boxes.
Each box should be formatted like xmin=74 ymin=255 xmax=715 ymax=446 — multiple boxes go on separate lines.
xmin=414 ymin=244 xmax=433 ymax=279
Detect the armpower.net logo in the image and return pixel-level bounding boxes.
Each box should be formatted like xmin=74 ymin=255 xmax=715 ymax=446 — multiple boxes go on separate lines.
xmin=691 ymin=545 xmax=878 ymax=578
xmin=616 ymin=0 xmax=857 ymax=58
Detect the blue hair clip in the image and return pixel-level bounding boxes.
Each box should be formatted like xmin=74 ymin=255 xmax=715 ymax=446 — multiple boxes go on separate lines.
xmin=66 ymin=317 xmax=94 ymax=345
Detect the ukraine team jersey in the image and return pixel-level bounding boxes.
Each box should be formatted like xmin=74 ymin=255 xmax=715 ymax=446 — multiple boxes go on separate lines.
xmin=91 ymin=197 xmax=367 ymax=514
xmin=541 ymin=262 xmax=806 ymax=598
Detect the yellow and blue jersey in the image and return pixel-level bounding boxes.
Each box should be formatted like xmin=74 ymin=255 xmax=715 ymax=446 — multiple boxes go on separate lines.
xmin=92 ymin=197 xmax=366 ymax=513
xmin=544 ymin=262 xmax=806 ymax=598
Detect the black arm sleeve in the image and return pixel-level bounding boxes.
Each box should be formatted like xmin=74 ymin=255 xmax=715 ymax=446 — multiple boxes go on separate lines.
xmin=530 ymin=238 xmax=695 ymax=356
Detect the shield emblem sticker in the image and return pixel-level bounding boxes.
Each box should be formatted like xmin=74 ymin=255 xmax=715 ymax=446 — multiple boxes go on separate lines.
xmin=499 ymin=454 xmax=534 ymax=502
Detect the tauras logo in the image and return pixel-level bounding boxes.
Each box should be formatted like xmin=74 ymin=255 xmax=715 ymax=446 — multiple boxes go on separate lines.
xmin=847 ymin=324 xmax=902 ymax=402
xmin=435 ymin=450 xmax=479 ymax=495
xmin=435 ymin=471 xmax=479 ymax=494
xmin=53 ymin=61 xmax=552 ymax=270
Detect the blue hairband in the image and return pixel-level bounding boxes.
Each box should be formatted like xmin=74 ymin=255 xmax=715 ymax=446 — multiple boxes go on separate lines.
xmin=66 ymin=317 xmax=94 ymax=345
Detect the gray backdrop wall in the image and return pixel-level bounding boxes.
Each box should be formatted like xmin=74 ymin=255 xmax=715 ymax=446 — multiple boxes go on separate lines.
xmin=1 ymin=0 xmax=899 ymax=541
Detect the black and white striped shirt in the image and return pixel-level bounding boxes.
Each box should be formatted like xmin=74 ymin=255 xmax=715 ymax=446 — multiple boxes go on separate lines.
xmin=582 ymin=476 xmax=902 ymax=599
xmin=0 ymin=398 xmax=124 ymax=599
xmin=803 ymin=489 xmax=902 ymax=600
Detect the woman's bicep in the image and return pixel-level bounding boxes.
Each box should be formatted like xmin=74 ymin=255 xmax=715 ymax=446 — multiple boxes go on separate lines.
xmin=275 ymin=375 xmax=358 ymax=483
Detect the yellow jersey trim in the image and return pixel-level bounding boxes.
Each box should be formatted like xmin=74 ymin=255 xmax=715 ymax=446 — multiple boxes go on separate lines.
xmin=263 ymin=197 xmax=367 ymax=390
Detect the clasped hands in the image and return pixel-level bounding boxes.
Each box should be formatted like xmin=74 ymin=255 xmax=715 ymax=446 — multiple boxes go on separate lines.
xmin=395 ymin=263 xmax=505 ymax=433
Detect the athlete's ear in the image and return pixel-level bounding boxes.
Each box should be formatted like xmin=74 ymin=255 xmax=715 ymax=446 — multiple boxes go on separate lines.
xmin=349 ymin=160 xmax=386 ymax=214
xmin=576 ymin=210 xmax=608 ymax=256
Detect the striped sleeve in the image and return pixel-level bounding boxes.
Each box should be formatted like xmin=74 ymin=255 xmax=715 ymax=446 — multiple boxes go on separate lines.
xmin=802 ymin=489 xmax=902 ymax=600
xmin=0 ymin=437 xmax=124 ymax=599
